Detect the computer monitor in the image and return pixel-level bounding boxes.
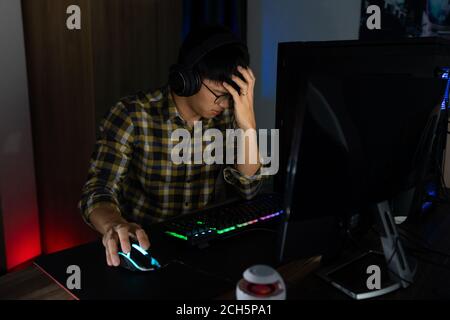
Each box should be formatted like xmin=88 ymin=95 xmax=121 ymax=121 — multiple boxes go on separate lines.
xmin=274 ymin=38 xmax=449 ymax=299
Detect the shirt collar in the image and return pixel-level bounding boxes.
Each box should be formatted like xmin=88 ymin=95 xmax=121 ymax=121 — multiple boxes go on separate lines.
xmin=164 ymin=86 xmax=214 ymax=127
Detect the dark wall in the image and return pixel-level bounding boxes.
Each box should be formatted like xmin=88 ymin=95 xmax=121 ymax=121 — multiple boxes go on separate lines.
xmin=182 ymin=0 xmax=247 ymax=42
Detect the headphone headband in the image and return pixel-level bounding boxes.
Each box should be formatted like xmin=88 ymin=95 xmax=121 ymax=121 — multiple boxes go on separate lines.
xmin=180 ymin=33 xmax=247 ymax=68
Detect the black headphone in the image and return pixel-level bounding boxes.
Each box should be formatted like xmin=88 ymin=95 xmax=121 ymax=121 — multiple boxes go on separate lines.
xmin=169 ymin=33 xmax=247 ymax=97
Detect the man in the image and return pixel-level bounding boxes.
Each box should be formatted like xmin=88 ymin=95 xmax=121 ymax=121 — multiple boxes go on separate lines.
xmin=79 ymin=26 xmax=265 ymax=267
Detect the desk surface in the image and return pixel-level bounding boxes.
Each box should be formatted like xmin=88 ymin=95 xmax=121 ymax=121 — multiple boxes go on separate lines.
xmin=2 ymin=202 xmax=450 ymax=300
xmin=0 ymin=256 xmax=321 ymax=300
xmin=0 ymin=222 xmax=322 ymax=300
xmin=32 ymin=226 xmax=287 ymax=300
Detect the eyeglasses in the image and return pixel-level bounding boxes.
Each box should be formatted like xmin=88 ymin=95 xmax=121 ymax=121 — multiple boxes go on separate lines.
xmin=202 ymin=82 xmax=232 ymax=106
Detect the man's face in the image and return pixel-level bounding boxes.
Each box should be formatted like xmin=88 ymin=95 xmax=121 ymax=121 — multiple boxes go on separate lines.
xmin=187 ymin=78 xmax=233 ymax=119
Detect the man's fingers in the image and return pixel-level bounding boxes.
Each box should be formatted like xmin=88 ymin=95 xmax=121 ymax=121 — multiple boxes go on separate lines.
xmin=129 ymin=223 xmax=151 ymax=250
xmin=238 ymin=66 xmax=254 ymax=86
xmin=231 ymin=75 xmax=248 ymax=94
xmin=107 ymin=238 xmax=120 ymax=267
xmin=247 ymin=67 xmax=256 ymax=81
xmin=105 ymin=248 xmax=112 ymax=266
xmin=115 ymin=224 xmax=131 ymax=254
xmin=102 ymin=222 xmax=151 ymax=267
xmin=223 ymin=82 xmax=240 ymax=100
xmin=135 ymin=228 xmax=151 ymax=250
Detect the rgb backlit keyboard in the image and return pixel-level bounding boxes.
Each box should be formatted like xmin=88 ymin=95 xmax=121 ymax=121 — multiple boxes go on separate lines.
xmin=163 ymin=193 xmax=284 ymax=246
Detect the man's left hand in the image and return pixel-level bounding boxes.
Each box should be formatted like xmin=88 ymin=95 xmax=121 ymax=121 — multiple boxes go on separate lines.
xmin=223 ymin=66 xmax=257 ymax=131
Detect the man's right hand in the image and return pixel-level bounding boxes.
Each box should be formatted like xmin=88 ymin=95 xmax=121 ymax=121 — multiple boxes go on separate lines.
xmin=89 ymin=205 xmax=151 ymax=267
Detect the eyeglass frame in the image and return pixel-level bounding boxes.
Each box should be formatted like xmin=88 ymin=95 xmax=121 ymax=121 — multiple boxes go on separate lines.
xmin=202 ymin=82 xmax=233 ymax=106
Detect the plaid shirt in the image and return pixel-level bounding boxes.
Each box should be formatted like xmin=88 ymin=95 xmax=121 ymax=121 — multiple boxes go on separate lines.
xmin=79 ymin=85 xmax=265 ymax=226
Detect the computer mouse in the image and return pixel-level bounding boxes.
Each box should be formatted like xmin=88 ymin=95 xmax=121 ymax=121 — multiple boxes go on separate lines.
xmin=117 ymin=242 xmax=161 ymax=272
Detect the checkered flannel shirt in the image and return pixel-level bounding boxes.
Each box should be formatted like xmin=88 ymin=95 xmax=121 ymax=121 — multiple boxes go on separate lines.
xmin=79 ymin=85 xmax=265 ymax=226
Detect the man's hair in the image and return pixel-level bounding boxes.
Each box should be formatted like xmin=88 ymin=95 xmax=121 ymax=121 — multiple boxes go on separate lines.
xmin=178 ymin=25 xmax=250 ymax=84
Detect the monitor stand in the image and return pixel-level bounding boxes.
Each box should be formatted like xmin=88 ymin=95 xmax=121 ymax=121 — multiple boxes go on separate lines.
xmin=317 ymin=200 xmax=417 ymax=300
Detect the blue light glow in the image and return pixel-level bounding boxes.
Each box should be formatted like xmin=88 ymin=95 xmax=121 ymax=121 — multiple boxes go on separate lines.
xmin=427 ymin=189 xmax=438 ymax=198
xmin=132 ymin=244 xmax=148 ymax=256
xmin=426 ymin=182 xmax=438 ymax=198
xmin=441 ymin=68 xmax=450 ymax=110
xmin=118 ymin=246 xmax=161 ymax=271
xmin=151 ymin=257 xmax=161 ymax=268
xmin=422 ymin=201 xmax=433 ymax=212
xmin=118 ymin=252 xmax=155 ymax=272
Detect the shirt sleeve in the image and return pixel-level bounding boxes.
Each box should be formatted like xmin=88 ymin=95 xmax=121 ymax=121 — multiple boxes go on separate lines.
xmin=223 ymin=165 xmax=266 ymax=200
xmin=78 ymin=101 xmax=135 ymax=228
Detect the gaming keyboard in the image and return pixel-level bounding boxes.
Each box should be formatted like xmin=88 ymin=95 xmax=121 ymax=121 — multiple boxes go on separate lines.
xmin=163 ymin=193 xmax=284 ymax=246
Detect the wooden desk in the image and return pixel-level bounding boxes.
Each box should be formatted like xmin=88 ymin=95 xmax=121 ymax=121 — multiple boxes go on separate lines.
xmin=0 ymin=256 xmax=321 ymax=300
xmin=0 ymin=265 xmax=74 ymax=300
xmin=217 ymin=256 xmax=322 ymax=299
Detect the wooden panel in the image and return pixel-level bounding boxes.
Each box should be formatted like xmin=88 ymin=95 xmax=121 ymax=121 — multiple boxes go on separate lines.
xmin=22 ymin=0 xmax=98 ymax=253
xmin=90 ymin=0 xmax=183 ymax=129
xmin=21 ymin=0 xmax=183 ymax=254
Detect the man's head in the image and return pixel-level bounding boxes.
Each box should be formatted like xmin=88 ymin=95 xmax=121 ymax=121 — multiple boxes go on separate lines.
xmin=169 ymin=25 xmax=250 ymax=119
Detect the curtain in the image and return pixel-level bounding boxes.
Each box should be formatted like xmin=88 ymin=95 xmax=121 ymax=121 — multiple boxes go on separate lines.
xmin=182 ymin=0 xmax=247 ymax=42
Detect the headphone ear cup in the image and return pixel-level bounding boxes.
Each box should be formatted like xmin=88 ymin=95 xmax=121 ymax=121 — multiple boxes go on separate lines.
xmin=170 ymin=66 xmax=202 ymax=97
xmin=185 ymin=69 xmax=202 ymax=96
xmin=169 ymin=64 xmax=187 ymax=96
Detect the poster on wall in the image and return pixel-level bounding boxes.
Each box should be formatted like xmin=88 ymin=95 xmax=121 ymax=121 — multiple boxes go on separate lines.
xmin=360 ymin=0 xmax=450 ymax=39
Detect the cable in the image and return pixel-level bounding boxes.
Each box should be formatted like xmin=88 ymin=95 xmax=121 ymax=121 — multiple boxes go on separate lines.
xmin=379 ymin=235 xmax=414 ymax=286
xmin=385 ymin=236 xmax=399 ymax=267
xmin=408 ymin=251 xmax=450 ymax=272
xmin=385 ymin=236 xmax=418 ymax=286
xmin=405 ymin=245 xmax=450 ymax=268
xmin=397 ymin=226 xmax=450 ymax=274
xmin=398 ymin=225 xmax=433 ymax=247
xmin=353 ymin=226 xmax=414 ymax=286
xmin=399 ymin=227 xmax=450 ymax=260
